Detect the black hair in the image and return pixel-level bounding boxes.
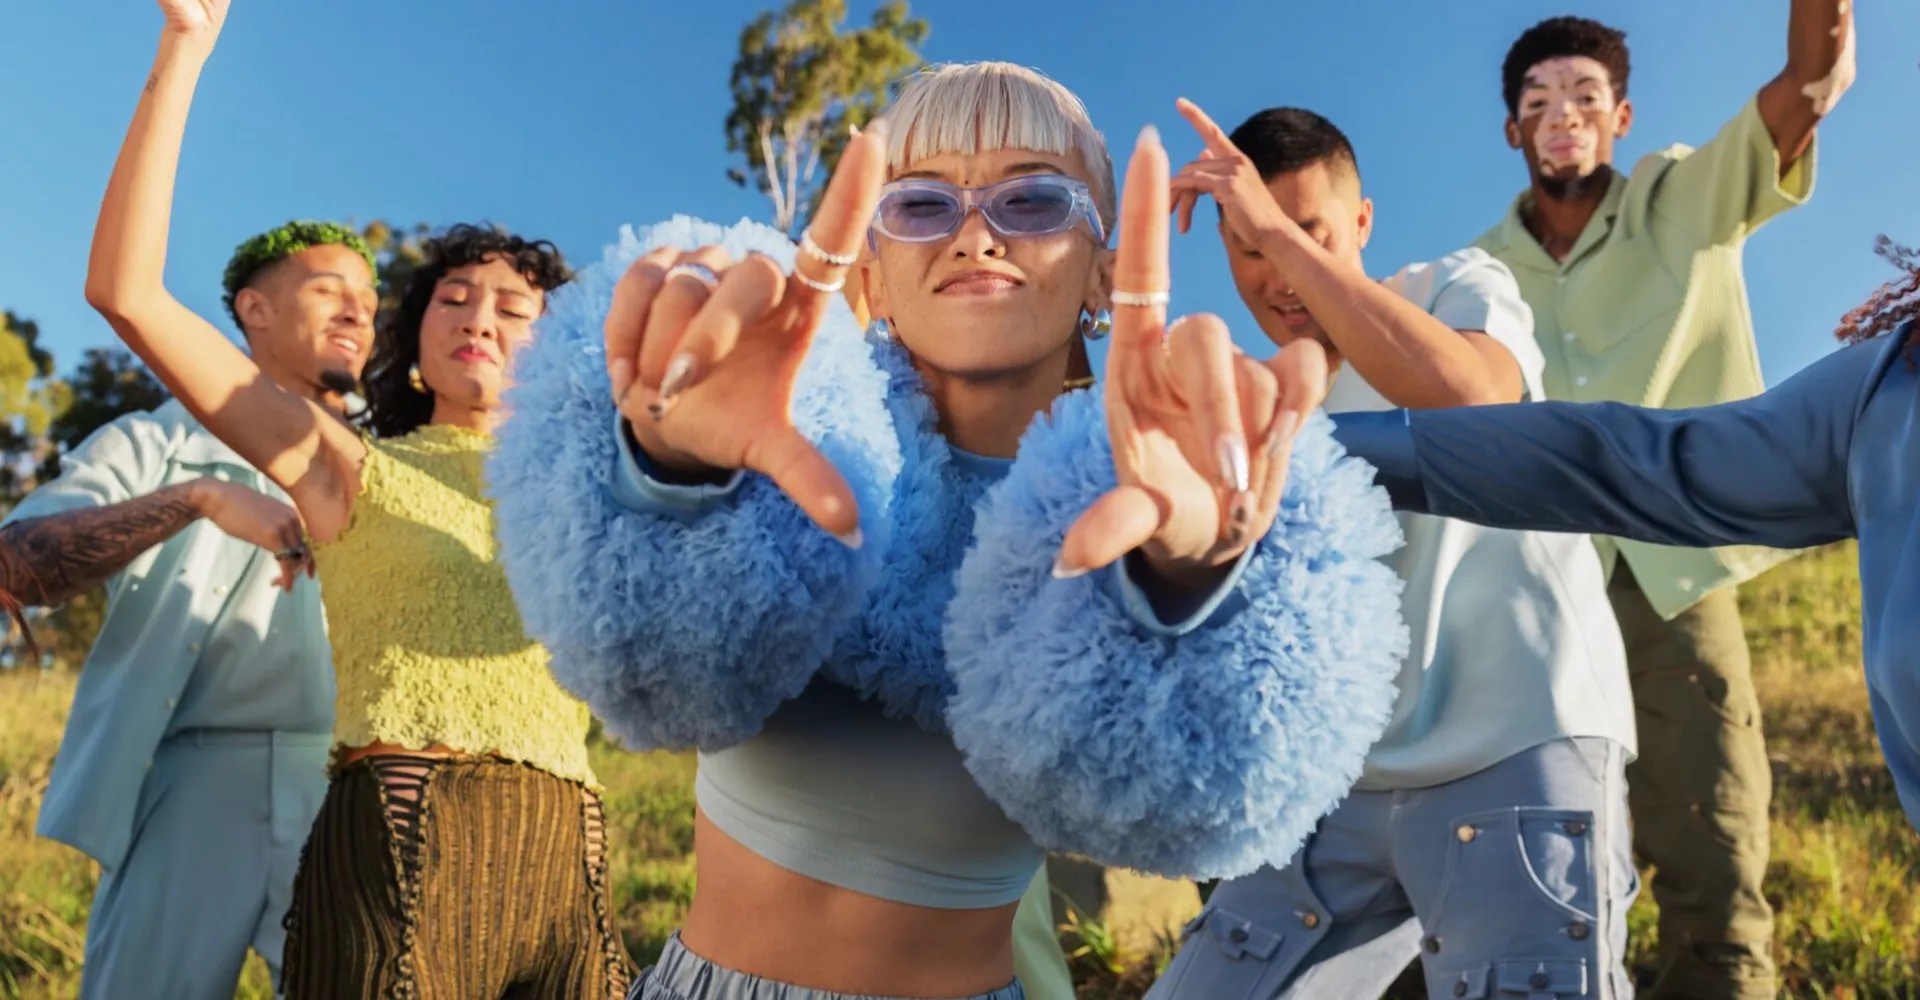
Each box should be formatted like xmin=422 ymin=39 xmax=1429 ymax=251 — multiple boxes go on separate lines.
xmin=361 ymin=223 xmax=572 ymax=438
xmin=1227 ymin=107 xmax=1361 ymax=187
xmin=1502 ymin=16 xmax=1631 ymax=118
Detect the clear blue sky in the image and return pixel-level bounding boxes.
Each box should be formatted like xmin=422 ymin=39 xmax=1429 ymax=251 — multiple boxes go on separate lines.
xmin=2 ymin=1 xmax=1915 ymax=386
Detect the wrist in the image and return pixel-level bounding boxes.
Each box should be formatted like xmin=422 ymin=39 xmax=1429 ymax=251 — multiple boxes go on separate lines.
xmin=621 ymin=419 xmax=733 ymax=485
xmin=183 ymin=477 xmax=224 ymax=519
xmin=155 ymin=32 xmax=216 ymax=70
xmin=1136 ymin=545 xmax=1239 ymax=593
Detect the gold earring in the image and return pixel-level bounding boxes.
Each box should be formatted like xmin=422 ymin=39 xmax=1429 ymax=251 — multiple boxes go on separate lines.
xmin=408 ymin=364 xmax=427 ymax=394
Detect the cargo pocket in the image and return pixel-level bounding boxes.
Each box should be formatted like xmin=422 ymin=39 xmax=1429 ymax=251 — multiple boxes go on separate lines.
xmin=1432 ymin=958 xmax=1591 ymax=999
xmin=1146 ymin=907 xmax=1288 ymax=1000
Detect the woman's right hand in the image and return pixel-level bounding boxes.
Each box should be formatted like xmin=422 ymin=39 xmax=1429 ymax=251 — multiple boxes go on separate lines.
xmin=191 ymin=478 xmax=314 ymax=592
xmin=604 ymin=121 xmax=890 ymax=547
xmin=157 ymin=0 xmax=229 ymax=42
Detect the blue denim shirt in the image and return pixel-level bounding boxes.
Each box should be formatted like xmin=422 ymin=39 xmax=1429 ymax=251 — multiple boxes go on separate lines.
xmin=9 ymin=402 xmax=334 ymax=871
xmin=1332 ymin=321 xmax=1920 ymax=832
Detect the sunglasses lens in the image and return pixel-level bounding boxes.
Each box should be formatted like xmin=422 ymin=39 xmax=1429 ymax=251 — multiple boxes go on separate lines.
xmin=876 ymin=188 xmax=963 ymax=241
xmin=985 ymin=180 xmax=1078 ymax=235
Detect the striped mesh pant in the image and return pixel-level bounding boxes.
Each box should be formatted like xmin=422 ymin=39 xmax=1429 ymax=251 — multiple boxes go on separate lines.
xmin=282 ymin=756 xmax=633 ymax=999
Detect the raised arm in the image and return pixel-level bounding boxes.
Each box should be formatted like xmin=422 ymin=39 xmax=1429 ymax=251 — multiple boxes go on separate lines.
xmin=1170 ymin=99 xmax=1524 ymax=408
xmin=1757 ymin=0 xmax=1855 ymax=170
xmin=1332 ymin=331 xmax=1892 ymax=551
xmin=85 ymin=1 xmax=360 ymax=539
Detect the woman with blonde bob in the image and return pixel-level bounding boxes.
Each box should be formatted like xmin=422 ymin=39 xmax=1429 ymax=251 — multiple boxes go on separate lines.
xmin=492 ymin=62 xmax=1408 ymax=1000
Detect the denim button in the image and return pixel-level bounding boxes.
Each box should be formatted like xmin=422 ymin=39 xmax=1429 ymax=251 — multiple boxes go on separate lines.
xmin=1299 ymin=911 xmax=1320 ymax=929
xmin=1228 ymin=928 xmax=1249 ymax=944
xmin=1564 ymin=820 xmax=1587 ymax=836
xmin=1568 ymin=921 xmax=1591 ymax=941
xmin=1456 ymin=824 xmax=1477 ymax=843
xmin=1452 ymin=980 xmax=1468 ymax=997
xmin=1531 ymin=972 xmax=1552 ymax=989
xmin=1423 ymin=935 xmax=1441 ymax=954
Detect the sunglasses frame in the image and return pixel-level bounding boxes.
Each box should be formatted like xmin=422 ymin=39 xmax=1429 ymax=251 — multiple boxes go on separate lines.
xmin=866 ymin=174 xmax=1108 ymax=251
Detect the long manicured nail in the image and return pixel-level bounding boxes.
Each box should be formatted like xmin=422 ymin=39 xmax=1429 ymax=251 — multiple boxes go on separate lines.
xmin=610 ymin=358 xmax=634 ymax=402
xmin=660 ymin=353 xmax=699 ymax=402
xmin=833 ymin=527 xmax=864 ymax=550
xmin=1138 ymin=123 xmax=1160 ymax=149
xmin=1268 ymin=410 xmax=1300 ymax=456
xmin=1051 ymin=552 xmax=1090 ymax=580
xmin=849 ymin=122 xmax=862 ymax=137
xmin=1218 ymin=435 xmax=1250 ymax=493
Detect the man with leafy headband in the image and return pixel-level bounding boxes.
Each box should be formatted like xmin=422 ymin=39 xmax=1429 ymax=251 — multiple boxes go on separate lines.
xmin=6 ymin=220 xmax=376 ymax=997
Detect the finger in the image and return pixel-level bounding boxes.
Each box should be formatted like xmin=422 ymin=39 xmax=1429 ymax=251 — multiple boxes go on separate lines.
xmin=789 ymin=119 xmax=891 ymax=315
xmin=1261 ymin=338 xmax=1331 ymax=498
xmin=639 ymin=247 xmax=735 ymax=395
xmin=1174 ymin=189 xmax=1197 ymax=235
xmin=1055 ymin=485 xmax=1163 ymax=578
xmin=1110 ymin=125 xmax=1173 ymax=361
xmin=1176 ymin=97 xmax=1240 ymax=159
xmin=743 ymin=425 xmax=863 ymax=546
xmin=605 ymin=246 xmax=680 ymax=403
xmin=1166 ymin=317 xmax=1250 ymax=542
xmin=656 ymin=253 xmax=787 ymax=412
xmin=1235 ymin=354 xmax=1283 ymax=533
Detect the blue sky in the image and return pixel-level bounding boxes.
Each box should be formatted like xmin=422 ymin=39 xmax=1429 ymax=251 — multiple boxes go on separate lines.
xmin=2 ymin=1 xmax=1915 ymax=386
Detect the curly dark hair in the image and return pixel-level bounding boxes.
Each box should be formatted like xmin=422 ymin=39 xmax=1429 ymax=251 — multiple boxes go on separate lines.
xmin=1835 ymin=236 xmax=1920 ymax=352
xmin=1502 ymin=16 xmax=1631 ymax=118
xmin=361 ymin=223 xmax=573 ymax=439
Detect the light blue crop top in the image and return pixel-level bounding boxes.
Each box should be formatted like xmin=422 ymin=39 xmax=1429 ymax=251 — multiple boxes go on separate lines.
xmin=618 ymin=439 xmax=1044 ymax=907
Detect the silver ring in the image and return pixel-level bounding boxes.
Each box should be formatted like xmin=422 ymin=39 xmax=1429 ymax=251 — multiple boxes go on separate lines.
xmin=800 ymin=230 xmax=859 ymax=267
xmin=792 ymin=269 xmax=846 ymax=294
xmin=665 ymin=263 xmax=720 ymax=290
xmin=1111 ymin=289 xmax=1170 ymax=308
xmin=275 ymin=547 xmax=306 ymax=562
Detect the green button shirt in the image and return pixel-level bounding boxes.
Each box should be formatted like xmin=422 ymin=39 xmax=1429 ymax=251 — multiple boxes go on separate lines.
xmin=1474 ymin=97 xmax=1815 ymax=618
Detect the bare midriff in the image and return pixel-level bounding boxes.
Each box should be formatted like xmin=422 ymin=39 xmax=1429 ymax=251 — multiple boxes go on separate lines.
xmin=679 ymin=809 xmax=1019 ymax=998
xmin=335 ymin=740 xmax=469 ymax=769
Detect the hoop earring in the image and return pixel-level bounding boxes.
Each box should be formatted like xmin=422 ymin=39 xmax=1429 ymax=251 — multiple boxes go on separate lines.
xmin=408 ymin=364 xmax=428 ymax=394
xmin=1079 ymin=309 xmax=1112 ymax=342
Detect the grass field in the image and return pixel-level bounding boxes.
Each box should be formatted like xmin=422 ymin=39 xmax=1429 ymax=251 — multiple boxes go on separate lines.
xmin=2 ymin=542 xmax=1914 ymax=998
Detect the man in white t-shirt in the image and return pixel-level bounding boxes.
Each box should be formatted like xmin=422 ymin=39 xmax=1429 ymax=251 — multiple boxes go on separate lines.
xmin=1148 ymin=102 xmax=1637 ymax=1000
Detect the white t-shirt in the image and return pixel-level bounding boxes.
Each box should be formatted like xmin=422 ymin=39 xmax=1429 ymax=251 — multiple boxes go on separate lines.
xmin=1324 ymin=247 xmax=1635 ymax=790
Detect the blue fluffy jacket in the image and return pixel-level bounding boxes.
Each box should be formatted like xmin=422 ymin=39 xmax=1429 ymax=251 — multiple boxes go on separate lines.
xmin=490 ymin=216 xmax=1409 ymax=879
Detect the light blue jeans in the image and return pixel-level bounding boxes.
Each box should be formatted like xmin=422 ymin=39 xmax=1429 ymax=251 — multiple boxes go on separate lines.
xmin=80 ymin=730 xmax=330 ymax=1000
xmin=1148 ymin=738 xmax=1638 ymax=1000
xmin=633 ymin=933 xmax=1027 ymax=1000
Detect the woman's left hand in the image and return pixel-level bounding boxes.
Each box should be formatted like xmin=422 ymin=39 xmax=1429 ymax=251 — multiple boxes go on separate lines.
xmin=1055 ymin=126 xmax=1329 ymax=590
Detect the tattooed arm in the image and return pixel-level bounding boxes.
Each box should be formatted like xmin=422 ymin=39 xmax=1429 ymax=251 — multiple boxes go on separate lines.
xmin=0 ymin=477 xmax=313 ymax=607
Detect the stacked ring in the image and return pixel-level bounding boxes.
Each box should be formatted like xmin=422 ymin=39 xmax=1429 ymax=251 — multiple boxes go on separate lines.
xmin=665 ymin=262 xmax=721 ymax=290
xmin=800 ymin=230 xmax=860 ymax=267
xmin=1111 ymin=289 xmax=1171 ymax=308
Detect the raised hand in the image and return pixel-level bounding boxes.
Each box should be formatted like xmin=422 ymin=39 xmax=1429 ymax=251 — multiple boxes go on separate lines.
xmin=604 ymin=121 xmax=891 ymax=546
xmin=1055 ymin=126 xmax=1329 ymax=585
xmin=1169 ymin=98 xmax=1293 ymax=247
xmin=156 ymin=0 xmax=228 ymax=39
xmin=194 ymin=478 xmax=314 ymax=592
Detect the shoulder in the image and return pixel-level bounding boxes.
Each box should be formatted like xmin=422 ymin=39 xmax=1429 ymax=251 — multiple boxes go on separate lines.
xmin=1383 ymin=247 xmax=1524 ymax=313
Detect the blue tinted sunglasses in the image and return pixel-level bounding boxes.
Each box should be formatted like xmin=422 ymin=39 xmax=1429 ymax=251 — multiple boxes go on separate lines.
xmin=867 ymin=174 xmax=1107 ymax=250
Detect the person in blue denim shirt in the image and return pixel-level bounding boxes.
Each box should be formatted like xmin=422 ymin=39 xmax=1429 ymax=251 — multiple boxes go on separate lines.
xmin=1327 ymin=256 xmax=1920 ymax=841
xmin=3 ymin=211 xmax=378 ymax=995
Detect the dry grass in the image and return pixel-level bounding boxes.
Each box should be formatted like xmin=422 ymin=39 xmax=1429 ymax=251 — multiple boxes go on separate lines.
xmin=1 ymin=543 xmax=1914 ymax=998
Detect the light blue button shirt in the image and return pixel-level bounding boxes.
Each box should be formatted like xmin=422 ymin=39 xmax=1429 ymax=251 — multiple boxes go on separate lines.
xmin=8 ymin=401 xmax=334 ymax=871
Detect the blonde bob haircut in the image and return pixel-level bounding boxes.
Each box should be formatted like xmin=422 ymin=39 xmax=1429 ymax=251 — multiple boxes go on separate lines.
xmin=881 ymin=61 xmax=1117 ymax=239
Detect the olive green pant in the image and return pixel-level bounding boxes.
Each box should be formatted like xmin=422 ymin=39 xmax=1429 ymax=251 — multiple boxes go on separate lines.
xmin=1610 ymin=564 xmax=1775 ymax=999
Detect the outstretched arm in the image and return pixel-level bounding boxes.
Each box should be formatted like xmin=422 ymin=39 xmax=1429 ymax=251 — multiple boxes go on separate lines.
xmin=0 ymin=478 xmax=311 ymax=605
xmin=85 ymin=1 xmax=361 ymax=539
xmin=1331 ymin=331 xmax=1892 ymax=551
xmin=1756 ymin=0 xmax=1855 ymax=170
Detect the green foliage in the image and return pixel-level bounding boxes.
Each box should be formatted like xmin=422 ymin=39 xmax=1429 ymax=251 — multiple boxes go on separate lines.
xmin=0 ymin=314 xmax=67 ymax=506
xmin=219 ymin=220 xmax=378 ymax=327
xmin=1 ymin=544 xmax=1915 ymax=998
xmin=725 ymin=0 xmax=928 ymax=234
xmin=355 ymin=220 xmax=433 ymax=321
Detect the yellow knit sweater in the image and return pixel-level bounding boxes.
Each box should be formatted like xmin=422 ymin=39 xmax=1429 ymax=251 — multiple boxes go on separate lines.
xmin=314 ymin=424 xmax=596 ymax=787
